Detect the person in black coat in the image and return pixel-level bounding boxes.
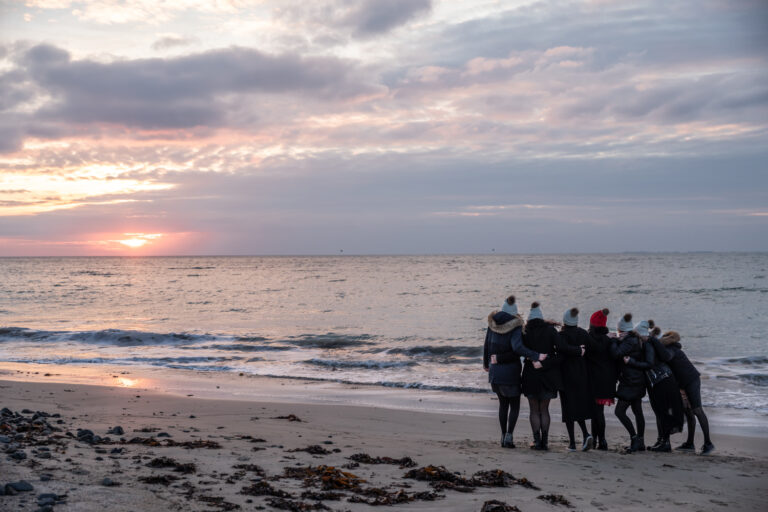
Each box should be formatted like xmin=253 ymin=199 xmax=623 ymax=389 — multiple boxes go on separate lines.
xmin=558 ymin=307 xmax=594 ymax=451
xmin=483 ymin=296 xmax=547 ymax=448
xmin=661 ymin=330 xmax=714 ymax=454
xmin=585 ymin=308 xmax=617 ymax=450
xmin=611 ymin=313 xmax=647 ymax=452
xmin=622 ymin=320 xmax=684 ymax=453
xmin=521 ymin=302 xmax=562 ymax=451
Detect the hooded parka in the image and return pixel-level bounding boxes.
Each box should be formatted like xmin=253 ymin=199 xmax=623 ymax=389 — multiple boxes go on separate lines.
xmin=483 ymin=311 xmax=541 ymax=395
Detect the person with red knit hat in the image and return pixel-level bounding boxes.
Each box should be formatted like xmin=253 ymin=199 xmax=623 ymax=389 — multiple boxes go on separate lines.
xmin=584 ymin=308 xmax=618 ymax=450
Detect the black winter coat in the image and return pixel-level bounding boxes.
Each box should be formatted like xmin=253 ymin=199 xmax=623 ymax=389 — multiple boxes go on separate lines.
xmin=665 ymin=343 xmax=700 ymax=388
xmin=586 ymin=326 xmax=617 ymax=400
xmin=483 ymin=312 xmax=541 ymax=394
xmin=558 ymin=325 xmax=593 ymax=422
xmin=521 ymin=318 xmax=563 ymax=397
xmin=626 ymin=337 xmax=684 ymax=435
xmin=611 ymin=333 xmax=646 ymax=401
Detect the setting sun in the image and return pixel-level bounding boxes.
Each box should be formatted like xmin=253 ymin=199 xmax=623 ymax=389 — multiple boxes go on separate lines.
xmin=116 ymin=233 xmax=163 ymax=249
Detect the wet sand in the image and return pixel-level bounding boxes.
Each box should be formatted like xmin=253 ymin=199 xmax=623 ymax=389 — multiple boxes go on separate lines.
xmin=1 ymin=375 xmax=767 ymax=512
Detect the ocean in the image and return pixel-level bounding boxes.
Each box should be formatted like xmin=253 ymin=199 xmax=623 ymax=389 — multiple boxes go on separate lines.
xmin=1 ymin=254 xmax=766 ymax=417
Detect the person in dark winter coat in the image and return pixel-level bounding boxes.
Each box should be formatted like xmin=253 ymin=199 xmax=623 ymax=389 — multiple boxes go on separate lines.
xmin=622 ymin=320 xmax=684 ymax=453
xmin=585 ymin=308 xmax=617 ymax=450
xmin=661 ymin=331 xmax=714 ymax=455
xmin=521 ymin=302 xmax=562 ymax=450
xmin=558 ymin=307 xmax=594 ymax=451
xmin=611 ymin=313 xmax=647 ymax=452
xmin=483 ymin=296 xmax=547 ymax=448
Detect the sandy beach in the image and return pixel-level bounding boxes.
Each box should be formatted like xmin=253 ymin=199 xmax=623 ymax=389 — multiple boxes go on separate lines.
xmin=1 ymin=366 xmax=766 ymax=512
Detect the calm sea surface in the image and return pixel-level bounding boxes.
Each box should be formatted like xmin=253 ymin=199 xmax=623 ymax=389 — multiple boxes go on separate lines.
xmin=1 ymin=254 xmax=766 ymax=414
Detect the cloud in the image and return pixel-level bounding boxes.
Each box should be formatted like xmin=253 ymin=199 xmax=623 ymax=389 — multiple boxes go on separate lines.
xmin=340 ymin=0 xmax=432 ymax=37
xmin=151 ymin=34 xmax=199 ymax=51
xmin=8 ymin=43 xmax=383 ymax=135
xmin=275 ymin=0 xmax=432 ymax=41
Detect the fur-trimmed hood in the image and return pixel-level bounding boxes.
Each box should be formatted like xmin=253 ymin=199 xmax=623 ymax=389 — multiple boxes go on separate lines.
xmin=661 ymin=331 xmax=681 ymax=346
xmin=487 ymin=311 xmax=524 ymax=334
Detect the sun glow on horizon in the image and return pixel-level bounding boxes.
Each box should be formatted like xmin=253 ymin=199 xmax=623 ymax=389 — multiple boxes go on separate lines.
xmin=116 ymin=233 xmax=163 ymax=249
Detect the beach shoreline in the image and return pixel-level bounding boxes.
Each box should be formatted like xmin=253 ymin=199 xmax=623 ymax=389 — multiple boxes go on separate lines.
xmin=2 ymin=371 xmax=767 ymax=511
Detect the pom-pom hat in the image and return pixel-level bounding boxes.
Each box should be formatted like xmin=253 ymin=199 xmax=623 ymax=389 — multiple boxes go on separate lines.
xmin=501 ymin=295 xmax=518 ymax=316
xmin=618 ymin=313 xmax=633 ymax=332
xmin=590 ymin=308 xmax=609 ymax=328
xmin=528 ymin=301 xmax=544 ymax=321
xmin=563 ymin=308 xmax=579 ymax=326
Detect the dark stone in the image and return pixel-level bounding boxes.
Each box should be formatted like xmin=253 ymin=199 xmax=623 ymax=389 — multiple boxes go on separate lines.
xmin=107 ymin=426 xmax=124 ymax=436
xmin=157 ymin=432 xmax=171 ymax=438
xmin=10 ymin=450 xmax=27 ymax=461
xmin=39 ymin=474 xmax=53 ymax=482
xmin=22 ymin=409 xmax=33 ymax=414
xmin=7 ymin=481 xmax=34 ymax=492
xmin=0 ymin=435 xmax=10 ymax=443
xmin=101 ymin=477 xmax=119 ymax=487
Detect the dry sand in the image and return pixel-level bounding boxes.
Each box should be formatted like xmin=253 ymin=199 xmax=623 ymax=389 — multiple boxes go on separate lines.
xmin=1 ymin=374 xmax=766 ymax=512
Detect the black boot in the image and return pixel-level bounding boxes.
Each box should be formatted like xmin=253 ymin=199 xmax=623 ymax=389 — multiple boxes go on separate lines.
xmin=539 ymin=431 xmax=549 ymax=451
xmin=597 ymin=437 xmax=608 ymax=451
xmin=627 ymin=435 xmax=639 ymax=453
xmin=650 ymin=437 xmax=663 ymax=450
xmin=649 ymin=436 xmax=671 ymax=452
xmin=502 ymin=433 xmax=515 ymax=448
xmin=635 ymin=436 xmax=646 ymax=452
xmin=530 ymin=431 xmax=542 ymax=450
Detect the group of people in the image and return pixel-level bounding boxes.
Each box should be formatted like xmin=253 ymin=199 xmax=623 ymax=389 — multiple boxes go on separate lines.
xmin=482 ymin=296 xmax=714 ymax=455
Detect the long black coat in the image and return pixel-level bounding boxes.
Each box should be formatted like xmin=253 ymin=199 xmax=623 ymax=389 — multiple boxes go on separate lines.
xmin=521 ymin=318 xmax=562 ymax=397
xmin=611 ymin=333 xmax=646 ymax=401
xmin=626 ymin=338 xmax=684 ymax=435
xmin=558 ymin=325 xmax=593 ymax=422
xmin=483 ymin=311 xmax=541 ymax=394
xmin=586 ymin=326 xmax=618 ymax=400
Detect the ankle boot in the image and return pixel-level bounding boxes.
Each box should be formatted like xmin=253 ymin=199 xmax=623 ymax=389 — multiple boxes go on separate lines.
xmin=530 ymin=431 xmax=542 ymax=450
xmin=597 ymin=437 xmax=608 ymax=451
xmin=635 ymin=436 xmax=646 ymax=451
xmin=502 ymin=433 xmax=515 ymax=448
xmin=628 ymin=435 xmax=639 ymax=453
xmin=539 ymin=432 xmax=549 ymax=451
xmin=650 ymin=437 xmax=663 ymax=450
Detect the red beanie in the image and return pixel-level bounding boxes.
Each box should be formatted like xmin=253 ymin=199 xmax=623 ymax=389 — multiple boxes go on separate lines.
xmin=590 ymin=309 xmax=609 ymax=328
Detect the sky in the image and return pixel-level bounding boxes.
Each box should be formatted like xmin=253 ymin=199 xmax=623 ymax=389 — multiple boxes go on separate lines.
xmin=0 ymin=0 xmax=767 ymax=256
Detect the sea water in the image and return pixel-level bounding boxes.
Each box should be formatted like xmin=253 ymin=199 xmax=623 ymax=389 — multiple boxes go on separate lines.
xmin=1 ymin=254 xmax=766 ymax=417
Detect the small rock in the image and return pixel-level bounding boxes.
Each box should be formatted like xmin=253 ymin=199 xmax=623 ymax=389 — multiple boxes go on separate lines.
xmin=157 ymin=432 xmax=171 ymax=438
xmin=10 ymin=450 xmax=27 ymax=461
xmin=0 ymin=435 xmax=10 ymax=443
xmin=39 ymin=474 xmax=53 ymax=482
xmin=107 ymin=426 xmax=124 ymax=435
xmin=7 ymin=480 xmax=34 ymax=492
xmin=101 ymin=477 xmax=120 ymax=487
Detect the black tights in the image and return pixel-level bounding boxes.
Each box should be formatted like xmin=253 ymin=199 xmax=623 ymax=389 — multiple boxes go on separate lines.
xmin=615 ymin=399 xmax=645 ymax=438
xmin=591 ymin=405 xmax=606 ymax=443
xmin=566 ymin=420 xmax=589 ymax=445
xmin=684 ymin=407 xmax=712 ymax=445
xmin=528 ymin=398 xmax=551 ymax=437
xmin=497 ymin=394 xmax=521 ymax=436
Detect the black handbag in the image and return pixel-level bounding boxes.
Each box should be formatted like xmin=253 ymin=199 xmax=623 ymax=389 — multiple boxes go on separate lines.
xmin=646 ymin=363 xmax=672 ymax=387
